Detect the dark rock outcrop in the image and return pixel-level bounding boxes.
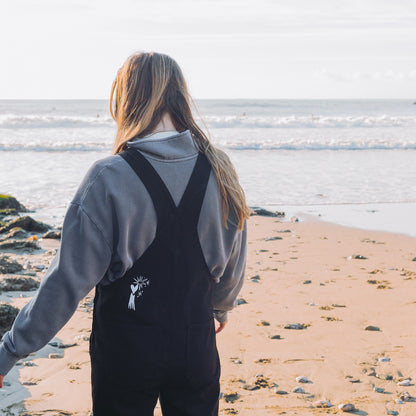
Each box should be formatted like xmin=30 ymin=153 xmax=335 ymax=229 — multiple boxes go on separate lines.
xmin=0 ymin=255 xmax=24 ymax=274
xmin=250 ymin=207 xmax=285 ymax=218
xmin=0 ymin=215 xmax=51 ymax=234
xmin=0 ymin=275 xmax=39 ymax=291
xmin=0 ymin=227 xmax=29 ymax=241
xmin=0 ymin=195 xmax=27 ymax=212
xmin=0 ymin=239 xmax=40 ymax=250
xmin=0 ymin=302 xmax=19 ymax=338
xmin=43 ymin=230 xmax=61 ymax=239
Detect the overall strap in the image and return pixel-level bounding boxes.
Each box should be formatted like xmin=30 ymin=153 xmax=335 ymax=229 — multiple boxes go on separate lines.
xmin=176 ymin=152 xmax=212 ymax=227
xmin=119 ymin=148 xmax=176 ymax=230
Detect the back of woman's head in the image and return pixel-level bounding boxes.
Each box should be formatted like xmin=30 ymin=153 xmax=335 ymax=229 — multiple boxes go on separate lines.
xmin=110 ymin=51 xmax=250 ymax=231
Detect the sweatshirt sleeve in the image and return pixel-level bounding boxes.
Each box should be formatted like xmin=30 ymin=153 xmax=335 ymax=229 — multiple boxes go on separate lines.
xmin=0 ymin=202 xmax=112 ymax=376
xmin=212 ymin=220 xmax=247 ymax=323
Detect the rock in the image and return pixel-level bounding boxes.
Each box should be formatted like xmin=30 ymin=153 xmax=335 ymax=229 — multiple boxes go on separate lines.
xmin=254 ymin=375 xmax=275 ymax=388
xmin=48 ymin=341 xmax=77 ymax=349
xmin=284 ymin=323 xmax=307 ymax=330
xmin=268 ymin=334 xmax=281 ymax=339
xmin=303 ymin=279 xmax=312 ymax=284
xmin=0 ymin=215 xmax=51 ymax=234
xmin=242 ymin=384 xmax=259 ymax=390
xmin=265 ymin=236 xmax=283 ymax=241
xmin=0 ymin=239 xmax=40 ymax=250
xmin=397 ymin=378 xmax=412 ymax=386
xmin=233 ymin=359 xmax=242 ymax=364
xmin=378 ymin=356 xmax=390 ymax=362
xmin=365 ymin=325 xmax=380 ymax=331
xmin=236 ymin=298 xmax=247 ymax=305
xmin=0 ymin=255 xmax=23 ymax=274
xmin=292 ymin=386 xmax=305 ymax=393
xmin=223 ymin=392 xmax=240 ymax=403
xmin=48 ymin=353 xmax=64 ymax=359
xmin=255 ymin=358 xmax=272 ymax=364
xmin=0 ymin=227 xmax=28 ymax=240
xmin=412 ymin=257 xmax=416 ymax=261
xmin=386 ymin=410 xmax=399 ymax=415
xmin=376 ymin=373 xmax=393 ymax=380
xmin=23 ymin=361 xmax=36 ymax=366
xmin=274 ymin=389 xmax=288 ymax=395
xmin=345 ymin=375 xmax=360 ymax=383
xmin=0 ymin=208 xmax=19 ymax=217
xmin=0 ymin=195 xmax=27 ymax=212
xmin=248 ymin=274 xmax=260 ymax=281
xmin=351 ymin=254 xmax=368 ymax=260
xmin=0 ymin=302 xmax=20 ymax=338
xmin=32 ymin=264 xmax=45 ymax=272
xmin=43 ymin=230 xmax=61 ymax=239
xmin=374 ymin=387 xmax=385 ymax=393
xmin=313 ymin=399 xmax=332 ymax=408
xmin=0 ymin=275 xmax=39 ymax=291
xmin=296 ymin=375 xmax=309 ymax=383
xmin=250 ymin=207 xmax=285 ymax=217
xmin=257 ymin=320 xmax=270 ymax=326
xmin=290 ymin=216 xmax=299 ymax=222
xmin=338 ymin=403 xmax=356 ymax=412
xmin=398 ymin=391 xmax=413 ymax=401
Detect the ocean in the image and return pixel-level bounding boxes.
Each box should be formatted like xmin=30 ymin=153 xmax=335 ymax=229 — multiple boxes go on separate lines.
xmin=1 ymin=99 xmax=415 ymax=236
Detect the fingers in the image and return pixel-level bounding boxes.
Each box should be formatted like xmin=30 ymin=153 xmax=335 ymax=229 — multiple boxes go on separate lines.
xmin=0 ymin=375 xmax=4 ymax=388
xmin=215 ymin=320 xmax=228 ymax=334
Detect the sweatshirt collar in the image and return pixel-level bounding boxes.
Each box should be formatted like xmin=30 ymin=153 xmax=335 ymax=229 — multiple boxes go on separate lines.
xmin=126 ymin=129 xmax=199 ymax=161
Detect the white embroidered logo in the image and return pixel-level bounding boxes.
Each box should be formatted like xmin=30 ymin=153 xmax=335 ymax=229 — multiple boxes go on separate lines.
xmin=128 ymin=275 xmax=150 ymax=311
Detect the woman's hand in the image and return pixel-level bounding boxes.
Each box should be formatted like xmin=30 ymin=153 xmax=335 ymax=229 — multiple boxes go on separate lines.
xmin=215 ymin=319 xmax=228 ymax=334
xmin=0 ymin=374 xmax=4 ymax=388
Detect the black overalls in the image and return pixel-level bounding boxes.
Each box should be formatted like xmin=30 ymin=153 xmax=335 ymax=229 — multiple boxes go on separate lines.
xmin=89 ymin=147 xmax=221 ymax=416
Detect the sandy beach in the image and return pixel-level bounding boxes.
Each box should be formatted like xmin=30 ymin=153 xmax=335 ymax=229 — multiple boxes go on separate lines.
xmin=1 ymin=214 xmax=416 ymax=415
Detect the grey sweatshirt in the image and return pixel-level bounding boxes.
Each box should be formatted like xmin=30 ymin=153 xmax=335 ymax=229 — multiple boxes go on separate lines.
xmin=0 ymin=130 xmax=247 ymax=377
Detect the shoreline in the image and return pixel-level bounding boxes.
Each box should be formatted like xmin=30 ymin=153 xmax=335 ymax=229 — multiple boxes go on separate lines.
xmin=260 ymin=201 xmax=416 ymax=239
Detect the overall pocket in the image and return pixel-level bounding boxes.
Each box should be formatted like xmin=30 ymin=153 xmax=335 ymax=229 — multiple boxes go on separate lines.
xmin=186 ymin=318 xmax=220 ymax=387
xmin=98 ymin=320 xmax=164 ymax=388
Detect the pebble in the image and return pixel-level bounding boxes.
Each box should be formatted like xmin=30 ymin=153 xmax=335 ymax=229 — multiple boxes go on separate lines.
xmin=397 ymin=378 xmax=411 ymax=386
xmin=236 ymin=298 xmax=247 ymax=305
xmin=268 ymin=334 xmax=281 ymax=339
xmin=378 ymin=356 xmax=390 ymax=362
xmin=23 ymin=361 xmax=36 ymax=367
xmin=49 ymin=353 xmax=63 ymax=359
xmin=365 ymin=325 xmax=380 ymax=331
xmin=338 ymin=403 xmax=356 ymax=412
xmin=376 ymin=373 xmax=393 ymax=380
xmin=233 ymin=359 xmax=242 ymax=364
xmin=284 ymin=323 xmax=307 ymax=330
xmin=313 ymin=399 xmax=332 ymax=408
xmin=373 ymin=387 xmax=385 ymax=393
xmin=292 ymin=386 xmax=305 ymax=393
xmin=303 ymin=280 xmax=312 ymax=284
xmin=258 ymin=320 xmax=270 ymax=326
xmin=386 ymin=411 xmax=399 ymax=416
xmin=242 ymin=384 xmax=259 ymax=391
xmin=274 ymin=389 xmax=288 ymax=395
xmin=398 ymin=391 xmax=412 ymax=402
xmin=32 ymin=264 xmax=45 ymax=271
xmin=265 ymin=236 xmax=283 ymax=241
xmin=395 ymin=399 xmax=404 ymax=404
xmin=296 ymin=375 xmax=308 ymax=383
xmin=223 ymin=392 xmax=240 ymax=403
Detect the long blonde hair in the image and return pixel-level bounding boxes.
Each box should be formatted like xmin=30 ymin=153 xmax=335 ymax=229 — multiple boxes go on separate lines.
xmin=110 ymin=51 xmax=250 ymax=231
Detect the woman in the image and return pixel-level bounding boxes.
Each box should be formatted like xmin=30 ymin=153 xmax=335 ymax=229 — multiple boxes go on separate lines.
xmin=0 ymin=51 xmax=249 ymax=415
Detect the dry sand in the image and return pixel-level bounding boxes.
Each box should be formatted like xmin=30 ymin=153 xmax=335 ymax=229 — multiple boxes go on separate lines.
xmin=1 ymin=215 xmax=416 ymax=415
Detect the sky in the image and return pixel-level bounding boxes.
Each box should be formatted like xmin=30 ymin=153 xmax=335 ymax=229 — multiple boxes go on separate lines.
xmin=0 ymin=0 xmax=415 ymax=99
